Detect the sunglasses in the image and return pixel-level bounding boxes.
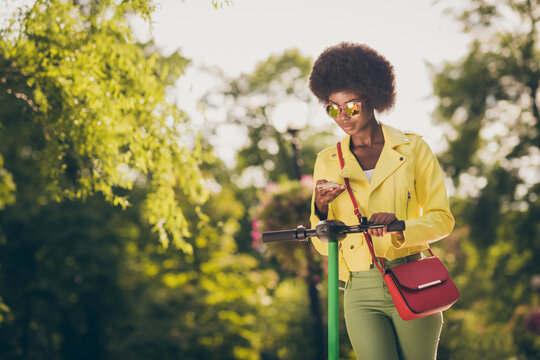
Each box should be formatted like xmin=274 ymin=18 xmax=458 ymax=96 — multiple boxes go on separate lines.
xmin=325 ymin=100 xmax=364 ymax=119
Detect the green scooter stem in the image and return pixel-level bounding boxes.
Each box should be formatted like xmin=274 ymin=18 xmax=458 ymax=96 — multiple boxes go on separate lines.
xmin=315 ymin=220 xmax=348 ymax=360
xmin=327 ymin=239 xmax=339 ymax=360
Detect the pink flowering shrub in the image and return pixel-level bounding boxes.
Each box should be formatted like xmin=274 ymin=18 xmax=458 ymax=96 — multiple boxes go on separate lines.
xmin=251 ymin=176 xmax=313 ymax=246
xmin=525 ymin=307 xmax=540 ymax=336
xmin=250 ymin=176 xmax=323 ymax=278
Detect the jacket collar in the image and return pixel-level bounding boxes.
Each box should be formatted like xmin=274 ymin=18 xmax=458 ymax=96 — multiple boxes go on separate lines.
xmin=338 ymin=122 xmax=411 ymax=192
xmin=381 ymin=123 xmax=411 ymax=149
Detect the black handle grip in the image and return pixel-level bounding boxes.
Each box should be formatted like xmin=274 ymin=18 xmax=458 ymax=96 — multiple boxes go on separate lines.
xmin=387 ymin=220 xmax=405 ymax=232
xmin=262 ymin=229 xmax=300 ymax=243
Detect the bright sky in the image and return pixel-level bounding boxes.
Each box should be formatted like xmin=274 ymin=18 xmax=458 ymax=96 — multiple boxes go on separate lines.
xmin=133 ymin=0 xmax=471 ymax=163
xmin=3 ymin=0 xmax=472 ymax=166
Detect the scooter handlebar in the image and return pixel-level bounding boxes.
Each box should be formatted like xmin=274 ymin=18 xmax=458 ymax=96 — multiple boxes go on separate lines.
xmin=261 ymin=220 xmax=405 ymax=244
xmin=262 ymin=229 xmax=300 ymax=243
xmin=262 ymin=225 xmax=314 ymax=243
xmin=387 ymin=220 xmax=405 ymax=232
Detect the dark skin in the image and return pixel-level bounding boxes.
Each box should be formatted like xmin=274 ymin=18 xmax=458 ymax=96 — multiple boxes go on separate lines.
xmin=314 ymin=90 xmax=403 ymax=238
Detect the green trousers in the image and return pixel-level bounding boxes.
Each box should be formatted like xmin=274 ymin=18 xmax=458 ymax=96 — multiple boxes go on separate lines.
xmin=344 ymin=261 xmax=443 ymax=360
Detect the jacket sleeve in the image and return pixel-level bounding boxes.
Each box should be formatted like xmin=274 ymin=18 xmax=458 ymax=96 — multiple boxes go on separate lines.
xmin=393 ymin=138 xmax=455 ymax=248
xmin=309 ymin=155 xmax=330 ymax=256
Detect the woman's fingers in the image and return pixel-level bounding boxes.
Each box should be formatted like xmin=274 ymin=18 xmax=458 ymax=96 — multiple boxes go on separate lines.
xmin=315 ymin=180 xmax=345 ymax=206
xmin=314 ymin=181 xmax=402 ymax=238
xmin=314 ymin=179 xmax=345 ymax=218
xmin=368 ymin=212 xmax=398 ymax=237
xmin=368 ymin=226 xmax=385 ymax=237
xmin=321 ymin=185 xmax=345 ymax=203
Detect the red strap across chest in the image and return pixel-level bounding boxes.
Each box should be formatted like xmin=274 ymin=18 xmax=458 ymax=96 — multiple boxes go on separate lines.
xmin=336 ymin=142 xmax=385 ymax=272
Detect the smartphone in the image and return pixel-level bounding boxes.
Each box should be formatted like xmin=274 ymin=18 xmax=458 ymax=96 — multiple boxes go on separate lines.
xmin=316 ymin=181 xmax=341 ymax=190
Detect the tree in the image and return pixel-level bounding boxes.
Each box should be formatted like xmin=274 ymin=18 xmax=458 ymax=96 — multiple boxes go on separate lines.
xmin=201 ymin=49 xmax=345 ymax=360
xmin=0 ymin=194 xmax=137 ymax=359
xmin=431 ymin=1 xmax=539 ymax=358
xmin=0 ymin=0 xmax=205 ymax=252
xmin=0 ymin=152 xmax=280 ymax=359
xmin=1 ymin=1 xmax=354 ymax=359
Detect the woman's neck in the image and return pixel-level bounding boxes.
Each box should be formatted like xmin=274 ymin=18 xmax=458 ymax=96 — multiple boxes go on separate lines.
xmin=350 ymin=116 xmax=384 ymax=148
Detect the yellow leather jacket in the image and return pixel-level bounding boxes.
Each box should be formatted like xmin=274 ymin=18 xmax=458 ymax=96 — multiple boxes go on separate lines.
xmin=310 ymin=123 xmax=454 ymax=282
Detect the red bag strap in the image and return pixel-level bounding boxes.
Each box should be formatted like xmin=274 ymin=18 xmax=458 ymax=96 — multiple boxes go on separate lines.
xmin=336 ymin=142 xmax=386 ymax=273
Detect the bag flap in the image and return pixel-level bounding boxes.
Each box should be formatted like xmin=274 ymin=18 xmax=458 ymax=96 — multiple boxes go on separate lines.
xmin=387 ymin=257 xmax=449 ymax=290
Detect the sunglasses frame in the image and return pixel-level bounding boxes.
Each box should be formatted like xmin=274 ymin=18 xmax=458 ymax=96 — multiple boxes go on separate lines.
xmin=325 ymin=99 xmax=366 ymax=119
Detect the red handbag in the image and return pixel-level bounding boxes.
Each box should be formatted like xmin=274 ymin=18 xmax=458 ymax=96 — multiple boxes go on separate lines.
xmin=336 ymin=142 xmax=459 ymax=321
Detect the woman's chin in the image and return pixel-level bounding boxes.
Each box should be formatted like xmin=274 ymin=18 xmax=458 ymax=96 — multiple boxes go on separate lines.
xmin=341 ymin=126 xmax=355 ymax=134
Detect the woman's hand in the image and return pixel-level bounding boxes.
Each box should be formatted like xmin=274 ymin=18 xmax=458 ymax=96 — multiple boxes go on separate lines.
xmin=314 ymin=179 xmax=346 ymax=219
xmin=368 ymin=212 xmax=403 ymax=237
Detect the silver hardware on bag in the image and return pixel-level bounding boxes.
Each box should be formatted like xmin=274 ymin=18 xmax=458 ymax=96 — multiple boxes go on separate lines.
xmin=417 ymin=280 xmax=442 ymax=289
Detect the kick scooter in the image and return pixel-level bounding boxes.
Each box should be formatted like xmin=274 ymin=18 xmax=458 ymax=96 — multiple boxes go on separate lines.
xmin=262 ymin=217 xmax=405 ymax=360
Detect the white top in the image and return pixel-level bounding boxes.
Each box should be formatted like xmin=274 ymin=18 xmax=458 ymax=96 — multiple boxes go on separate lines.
xmin=364 ymin=169 xmax=375 ymax=183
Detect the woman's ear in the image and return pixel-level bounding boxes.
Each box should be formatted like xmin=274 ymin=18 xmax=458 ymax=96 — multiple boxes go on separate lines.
xmin=363 ymin=98 xmax=375 ymax=115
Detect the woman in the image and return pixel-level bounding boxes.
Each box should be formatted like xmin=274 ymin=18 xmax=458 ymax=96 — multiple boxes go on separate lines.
xmin=308 ymin=42 xmax=454 ymax=360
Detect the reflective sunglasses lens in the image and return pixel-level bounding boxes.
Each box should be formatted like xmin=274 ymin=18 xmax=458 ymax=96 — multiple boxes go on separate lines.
xmin=345 ymin=102 xmax=361 ymax=116
xmin=326 ymin=104 xmax=340 ymax=118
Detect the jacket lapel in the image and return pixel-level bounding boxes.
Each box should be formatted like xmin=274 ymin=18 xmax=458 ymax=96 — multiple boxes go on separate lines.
xmin=337 ymin=123 xmax=412 ymax=190
xmin=338 ymin=136 xmax=368 ymax=182
xmin=369 ymin=124 xmax=410 ymax=192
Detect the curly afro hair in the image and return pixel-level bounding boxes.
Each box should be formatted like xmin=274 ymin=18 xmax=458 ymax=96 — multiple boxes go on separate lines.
xmin=309 ymin=42 xmax=396 ymax=112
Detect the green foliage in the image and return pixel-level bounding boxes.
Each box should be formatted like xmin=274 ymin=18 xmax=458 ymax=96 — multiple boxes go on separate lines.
xmin=0 ymin=186 xmax=274 ymax=359
xmin=0 ymin=154 xmax=15 ymax=210
xmin=0 ymin=2 xmax=346 ymax=359
xmin=216 ymin=50 xmax=340 ymax=359
xmin=0 ymin=0 xmax=205 ymax=252
xmin=203 ymin=48 xmax=333 ymax=184
xmin=0 ymin=196 xmax=131 ymax=359
xmin=432 ymin=1 xmax=539 ymax=181
xmin=0 ymin=126 xmax=281 ymax=359
xmin=12 ymin=0 xmax=540 ymax=357
xmin=431 ymin=1 xmax=540 ymax=358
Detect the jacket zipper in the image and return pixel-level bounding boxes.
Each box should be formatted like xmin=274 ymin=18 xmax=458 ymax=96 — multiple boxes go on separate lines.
xmin=393 ymin=174 xmax=397 ymax=214
xmin=406 ymin=191 xmax=411 ymax=219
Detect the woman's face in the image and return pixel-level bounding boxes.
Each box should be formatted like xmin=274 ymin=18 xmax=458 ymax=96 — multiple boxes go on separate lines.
xmin=327 ymin=91 xmax=374 ymax=135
